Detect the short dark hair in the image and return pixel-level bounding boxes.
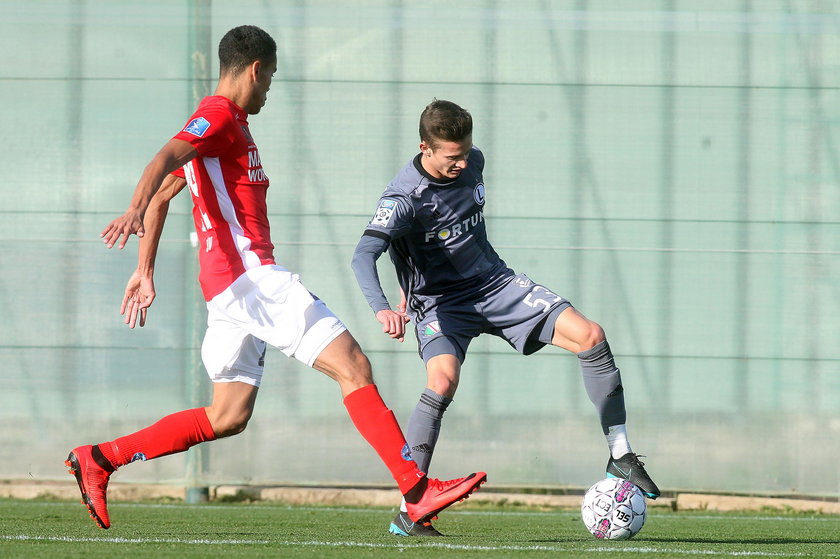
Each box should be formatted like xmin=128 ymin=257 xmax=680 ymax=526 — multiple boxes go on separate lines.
xmin=218 ymin=25 xmax=276 ymax=77
xmin=419 ymin=99 xmax=473 ymax=146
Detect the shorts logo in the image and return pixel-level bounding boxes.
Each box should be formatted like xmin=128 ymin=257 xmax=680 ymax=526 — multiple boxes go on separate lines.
xmin=474 ymin=183 xmax=485 ymax=205
xmin=183 ymin=117 xmax=211 ymax=137
xmin=371 ymin=199 xmax=397 ymax=227
xmin=423 ymin=321 xmax=441 ymax=337
xmin=513 ymin=276 xmax=534 ymax=289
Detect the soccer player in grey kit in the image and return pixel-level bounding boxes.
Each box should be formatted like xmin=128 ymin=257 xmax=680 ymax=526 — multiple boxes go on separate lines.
xmin=352 ymin=99 xmax=660 ymax=537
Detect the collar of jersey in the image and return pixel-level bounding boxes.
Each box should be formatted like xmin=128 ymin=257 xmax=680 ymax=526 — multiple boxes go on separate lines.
xmin=412 ymin=154 xmax=459 ymax=186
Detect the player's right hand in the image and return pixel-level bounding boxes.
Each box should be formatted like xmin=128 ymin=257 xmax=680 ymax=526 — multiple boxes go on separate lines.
xmin=375 ymin=309 xmax=410 ymax=343
xmin=121 ymin=271 xmax=156 ymax=328
xmin=101 ymin=209 xmax=145 ymax=249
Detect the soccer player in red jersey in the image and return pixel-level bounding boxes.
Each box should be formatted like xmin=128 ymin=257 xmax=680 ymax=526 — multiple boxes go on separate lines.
xmin=66 ymin=26 xmax=484 ymax=530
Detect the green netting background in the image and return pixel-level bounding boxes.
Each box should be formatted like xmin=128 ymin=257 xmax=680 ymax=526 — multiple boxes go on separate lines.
xmin=1 ymin=0 xmax=838 ymax=496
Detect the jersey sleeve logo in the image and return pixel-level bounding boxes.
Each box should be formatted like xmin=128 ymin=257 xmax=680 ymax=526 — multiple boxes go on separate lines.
xmin=473 ymin=183 xmax=485 ymax=205
xmin=183 ymin=117 xmax=212 ymax=137
xmin=371 ymin=199 xmax=397 ymax=227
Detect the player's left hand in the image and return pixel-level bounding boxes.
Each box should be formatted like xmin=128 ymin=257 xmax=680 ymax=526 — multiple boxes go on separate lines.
xmin=101 ymin=209 xmax=145 ymax=249
xmin=375 ymin=309 xmax=410 ymax=342
xmin=121 ymin=270 xmax=156 ymax=328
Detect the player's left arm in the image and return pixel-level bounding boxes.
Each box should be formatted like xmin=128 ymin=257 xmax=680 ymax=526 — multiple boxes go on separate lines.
xmin=121 ymin=174 xmax=187 ymax=328
xmin=101 ymin=138 xmax=197 ymax=249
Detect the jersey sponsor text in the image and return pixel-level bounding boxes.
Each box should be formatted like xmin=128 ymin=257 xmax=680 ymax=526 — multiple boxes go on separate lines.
xmin=424 ymin=209 xmax=484 ymax=242
xmin=247 ymin=148 xmax=267 ymax=182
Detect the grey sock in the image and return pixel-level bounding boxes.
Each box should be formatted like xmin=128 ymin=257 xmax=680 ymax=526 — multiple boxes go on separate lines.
xmin=405 ymin=388 xmax=452 ymax=473
xmin=578 ymin=340 xmax=626 ymax=435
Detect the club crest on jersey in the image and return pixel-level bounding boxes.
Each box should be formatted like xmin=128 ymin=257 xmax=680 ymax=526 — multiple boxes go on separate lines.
xmin=183 ymin=117 xmax=211 ymax=137
xmin=371 ymin=199 xmax=397 ymax=227
xmin=474 ymin=183 xmax=486 ymax=205
xmin=423 ymin=321 xmax=441 ymax=337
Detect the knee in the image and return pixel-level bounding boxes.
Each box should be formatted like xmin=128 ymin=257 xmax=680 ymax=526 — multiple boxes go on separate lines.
xmin=425 ymin=366 xmax=459 ymax=398
xmin=579 ymin=321 xmax=606 ymax=353
xmin=351 ymin=346 xmax=373 ymax=378
xmin=427 ymin=376 xmax=458 ymax=398
xmin=208 ymin=409 xmax=252 ymax=439
xmin=424 ymin=354 xmax=461 ymax=398
xmin=339 ymin=345 xmax=374 ymax=384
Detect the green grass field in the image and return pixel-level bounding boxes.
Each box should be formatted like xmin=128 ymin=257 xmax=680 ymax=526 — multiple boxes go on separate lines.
xmin=1 ymin=499 xmax=838 ymax=559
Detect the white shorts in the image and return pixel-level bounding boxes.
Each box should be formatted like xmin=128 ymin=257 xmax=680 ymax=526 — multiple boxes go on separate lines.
xmin=201 ymin=265 xmax=347 ymax=387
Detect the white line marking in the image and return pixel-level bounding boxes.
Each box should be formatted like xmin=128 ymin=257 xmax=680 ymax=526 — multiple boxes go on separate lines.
xmin=584 ymin=547 xmax=824 ymax=557
xmin=2 ymin=535 xmax=270 ymax=545
xmin=26 ymin=501 xmax=840 ymax=522
xmin=3 ymin=535 xmax=835 ymax=556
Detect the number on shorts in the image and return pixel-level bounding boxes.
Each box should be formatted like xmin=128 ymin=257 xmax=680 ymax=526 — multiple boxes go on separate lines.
xmin=523 ymin=286 xmax=562 ymax=313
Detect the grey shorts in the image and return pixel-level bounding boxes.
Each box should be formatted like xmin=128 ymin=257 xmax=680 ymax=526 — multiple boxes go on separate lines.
xmin=413 ymin=273 xmax=572 ymax=363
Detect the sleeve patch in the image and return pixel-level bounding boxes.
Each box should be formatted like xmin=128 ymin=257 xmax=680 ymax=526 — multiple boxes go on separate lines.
xmin=371 ymin=199 xmax=397 ymax=227
xmin=183 ymin=117 xmax=211 ymax=137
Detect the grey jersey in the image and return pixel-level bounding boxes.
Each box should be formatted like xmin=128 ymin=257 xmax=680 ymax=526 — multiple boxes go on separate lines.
xmin=355 ymin=146 xmax=513 ymax=316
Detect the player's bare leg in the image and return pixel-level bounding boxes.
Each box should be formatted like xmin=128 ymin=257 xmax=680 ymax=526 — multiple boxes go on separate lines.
xmin=203 ymin=381 xmax=259 ymax=437
xmin=314 ymin=331 xmax=485 ymax=522
xmin=549 ymin=306 xmax=605 ymax=353
xmin=551 ymin=307 xmax=660 ymax=499
xmin=424 ymin=354 xmax=461 ymax=399
xmin=65 ymin=382 xmax=249 ymax=529
xmin=312 ymin=330 xmax=377 ymax=397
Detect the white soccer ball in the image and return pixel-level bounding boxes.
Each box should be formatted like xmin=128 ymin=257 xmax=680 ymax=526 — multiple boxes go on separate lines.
xmin=581 ymin=477 xmax=647 ymax=540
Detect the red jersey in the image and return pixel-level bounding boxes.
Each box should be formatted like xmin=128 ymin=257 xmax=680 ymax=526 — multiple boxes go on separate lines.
xmin=173 ymin=96 xmax=275 ymax=300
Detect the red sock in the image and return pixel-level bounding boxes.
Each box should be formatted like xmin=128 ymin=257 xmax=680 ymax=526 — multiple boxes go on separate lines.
xmin=343 ymin=384 xmax=423 ymax=494
xmin=98 ymin=408 xmax=217 ymax=469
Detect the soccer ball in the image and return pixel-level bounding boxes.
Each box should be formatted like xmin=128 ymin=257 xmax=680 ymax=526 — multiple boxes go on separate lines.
xmin=581 ymin=477 xmax=647 ymax=540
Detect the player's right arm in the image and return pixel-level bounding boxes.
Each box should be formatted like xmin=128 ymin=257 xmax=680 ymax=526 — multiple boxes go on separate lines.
xmin=351 ymin=195 xmax=414 ymax=342
xmin=351 ymin=233 xmax=410 ymax=342
xmin=101 ymin=138 xmax=197 ymax=249
xmin=121 ymin=173 xmax=187 ymax=328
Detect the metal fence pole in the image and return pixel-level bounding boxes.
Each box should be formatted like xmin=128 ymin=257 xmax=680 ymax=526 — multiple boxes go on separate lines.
xmin=184 ymin=0 xmax=212 ymax=504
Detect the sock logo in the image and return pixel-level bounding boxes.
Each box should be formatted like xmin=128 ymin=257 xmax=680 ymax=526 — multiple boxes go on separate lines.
xmin=607 ymin=384 xmax=624 ymax=398
xmin=130 ymin=452 xmax=147 ymax=463
xmin=401 ymin=444 xmax=413 ymax=461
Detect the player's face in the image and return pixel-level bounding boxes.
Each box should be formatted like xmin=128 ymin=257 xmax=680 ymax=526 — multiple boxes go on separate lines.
xmin=248 ymin=58 xmax=277 ymax=114
xmin=420 ymin=136 xmax=472 ymax=180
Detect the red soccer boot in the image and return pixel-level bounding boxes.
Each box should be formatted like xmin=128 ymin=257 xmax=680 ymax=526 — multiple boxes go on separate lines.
xmin=65 ymin=445 xmax=113 ymax=529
